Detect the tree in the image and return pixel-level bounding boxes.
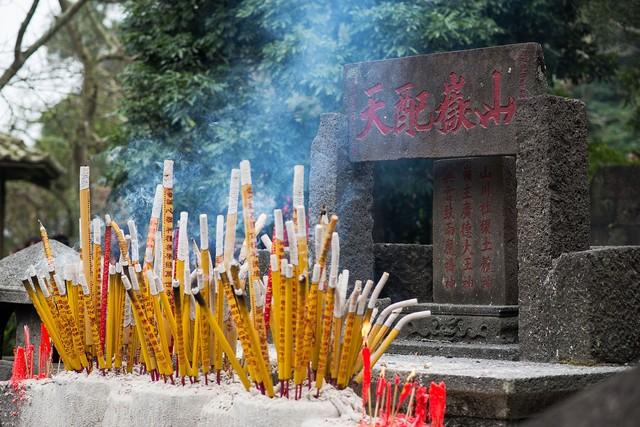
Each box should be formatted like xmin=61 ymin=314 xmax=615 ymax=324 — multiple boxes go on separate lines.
xmin=0 ymin=0 xmax=90 ymax=90
xmin=116 ymin=0 xmax=631 ymax=242
xmin=2 ymin=1 xmax=126 ymax=250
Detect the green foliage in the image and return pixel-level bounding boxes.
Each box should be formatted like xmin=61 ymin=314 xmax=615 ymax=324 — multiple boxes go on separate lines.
xmin=116 ymin=0 xmax=638 ymax=240
xmin=115 ymin=0 xmax=505 ymax=222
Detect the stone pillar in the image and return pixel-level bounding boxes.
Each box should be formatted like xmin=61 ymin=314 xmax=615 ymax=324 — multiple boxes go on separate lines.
xmin=309 ymin=113 xmax=374 ymax=283
xmin=516 ymin=95 xmax=590 ymax=361
xmin=15 ymin=304 xmax=41 ymax=350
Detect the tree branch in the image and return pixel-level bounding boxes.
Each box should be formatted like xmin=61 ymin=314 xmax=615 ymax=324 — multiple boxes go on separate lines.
xmin=0 ymin=0 xmax=90 ymax=90
xmin=14 ymin=0 xmax=41 ymax=61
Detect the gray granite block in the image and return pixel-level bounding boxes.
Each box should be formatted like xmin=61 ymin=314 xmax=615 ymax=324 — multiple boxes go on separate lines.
xmin=524 ymin=366 xmax=640 ymax=427
xmin=532 ymin=246 xmax=640 ymax=364
xmin=515 ymin=95 xmax=590 ymax=360
xmin=376 ymin=354 xmax=627 ymax=423
xmin=309 ymin=113 xmax=374 ymax=283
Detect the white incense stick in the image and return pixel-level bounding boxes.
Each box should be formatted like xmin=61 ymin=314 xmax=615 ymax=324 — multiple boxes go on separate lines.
xmin=163 ymin=160 xmax=173 ymax=189
xmin=215 ymin=215 xmax=224 ymax=260
xmin=285 ymin=220 xmax=298 ymax=265
xmin=368 ymin=272 xmax=389 ymax=310
xmin=293 ymin=165 xmax=304 ymax=208
xmin=178 ymin=212 xmax=188 ymax=261
xmin=274 ymin=209 xmax=284 ymax=241
xmin=260 ymin=234 xmax=272 ymax=252
xmin=375 ymin=298 xmax=418 ymax=325
xmin=92 ymin=217 xmax=101 ymax=245
xmin=200 ymin=214 xmax=208 ymax=250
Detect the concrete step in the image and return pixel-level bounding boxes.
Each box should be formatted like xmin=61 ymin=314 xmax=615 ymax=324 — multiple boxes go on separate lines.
xmin=376 ymin=353 xmax=628 ymax=426
xmin=390 ymin=339 xmax=520 ymax=360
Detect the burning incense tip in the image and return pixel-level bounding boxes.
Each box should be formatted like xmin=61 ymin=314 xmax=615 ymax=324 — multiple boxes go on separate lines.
xmin=362 ymin=321 xmax=372 ymax=339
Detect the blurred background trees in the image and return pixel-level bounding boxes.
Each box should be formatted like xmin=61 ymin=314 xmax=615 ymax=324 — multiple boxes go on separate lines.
xmin=1 ymin=0 xmax=638 ymax=251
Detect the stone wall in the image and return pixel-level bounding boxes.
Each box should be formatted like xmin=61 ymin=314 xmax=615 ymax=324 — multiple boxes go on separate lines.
xmin=526 ymin=246 xmax=640 ymax=364
xmin=373 ymin=243 xmax=433 ymax=302
xmin=591 ymin=165 xmax=640 ymax=246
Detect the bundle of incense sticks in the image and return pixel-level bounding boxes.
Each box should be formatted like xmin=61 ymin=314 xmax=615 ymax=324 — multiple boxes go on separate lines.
xmin=22 ymin=160 xmax=430 ymax=398
xmin=358 ymin=367 xmax=447 ymax=427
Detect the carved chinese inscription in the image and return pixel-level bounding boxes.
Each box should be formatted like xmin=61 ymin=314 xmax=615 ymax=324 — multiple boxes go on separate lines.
xmin=433 ymin=157 xmax=517 ymax=306
xmin=345 ymin=43 xmax=546 ymax=161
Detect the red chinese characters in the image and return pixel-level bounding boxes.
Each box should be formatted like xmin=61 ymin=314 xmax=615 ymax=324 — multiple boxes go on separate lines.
xmin=357 ymin=83 xmax=392 ymax=139
xmin=442 ymin=167 xmax=456 ymax=289
xmin=356 ymin=70 xmax=515 ymax=140
xmin=393 ymin=83 xmax=432 ymax=136
xmin=434 ymin=73 xmax=475 ymax=135
xmin=479 ymin=166 xmax=493 ymax=289
xmin=461 ymin=163 xmax=474 ymax=288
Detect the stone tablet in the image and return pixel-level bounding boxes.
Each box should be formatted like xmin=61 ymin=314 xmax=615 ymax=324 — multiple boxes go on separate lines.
xmin=344 ymin=43 xmax=546 ymax=162
xmin=432 ymin=157 xmax=517 ymax=305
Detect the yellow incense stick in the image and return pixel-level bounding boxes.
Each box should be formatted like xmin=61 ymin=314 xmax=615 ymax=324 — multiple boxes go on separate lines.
xmin=239 ymin=161 xmax=268 ymax=348
xmin=219 ymin=266 xmax=261 ymax=385
xmin=337 ymin=285 xmax=360 ymax=388
xmin=192 ymin=289 xmax=251 ymax=391
xmin=299 ymin=264 xmax=321 ymax=384
xmin=79 ymin=274 xmax=105 ymax=368
xmin=315 ymin=231 xmax=340 ymax=391
xmin=161 ymin=160 xmax=176 ymax=311
xmin=22 ymin=278 xmax=78 ymax=370
xmin=282 ymin=261 xmax=293 ymax=380
xmin=354 ymin=312 xmax=430 ymax=383
xmin=79 ymin=167 xmax=93 ymax=327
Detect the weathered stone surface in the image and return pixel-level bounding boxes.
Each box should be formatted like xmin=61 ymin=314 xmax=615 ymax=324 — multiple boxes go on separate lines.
xmin=373 ymin=243 xmax=432 ymax=302
xmin=399 ymin=303 xmax=518 ymax=345
xmin=433 ymin=157 xmax=517 ymax=305
xmin=390 ymin=340 xmax=520 ymax=361
xmin=345 ymin=43 xmax=547 ymax=162
xmin=0 ymin=360 xmax=12 ymax=381
xmin=2 ymin=373 xmax=351 ymax=427
xmin=515 ymin=95 xmax=590 ymax=361
xmin=309 ymin=113 xmax=374 ymax=282
xmin=524 ymin=367 xmax=640 ymax=427
xmin=0 ymin=240 xmax=79 ymax=304
xmin=0 ymin=382 xmax=19 ymax=427
xmin=14 ymin=304 xmax=41 ymax=351
xmin=528 ymin=246 xmax=640 ymax=364
xmin=590 ymin=165 xmax=640 ymax=245
xmin=257 ymin=249 xmax=270 ymax=278
xmin=376 ymin=354 xmax=626 ymax=423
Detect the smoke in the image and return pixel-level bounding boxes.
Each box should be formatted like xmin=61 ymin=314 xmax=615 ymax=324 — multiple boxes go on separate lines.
xmin=106 ymin=1 xmax=479 ymax=249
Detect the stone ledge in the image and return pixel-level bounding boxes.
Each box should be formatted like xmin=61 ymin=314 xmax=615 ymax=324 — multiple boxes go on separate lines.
xmin=389 ymin=339 xmax=520 ymax=361
xmin=377 ymin=354 xmax=628 ymax=423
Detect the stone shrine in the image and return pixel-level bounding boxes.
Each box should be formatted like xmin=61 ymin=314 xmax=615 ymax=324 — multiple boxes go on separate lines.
xmin=310 ymin=42 xmax=640 ymax=425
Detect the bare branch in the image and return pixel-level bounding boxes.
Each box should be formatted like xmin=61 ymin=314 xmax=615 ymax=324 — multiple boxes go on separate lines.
xmin=0 ymin=0 xmax=90 ymax=90
xmin=15 ymin=0 xmax=41 ymax=61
